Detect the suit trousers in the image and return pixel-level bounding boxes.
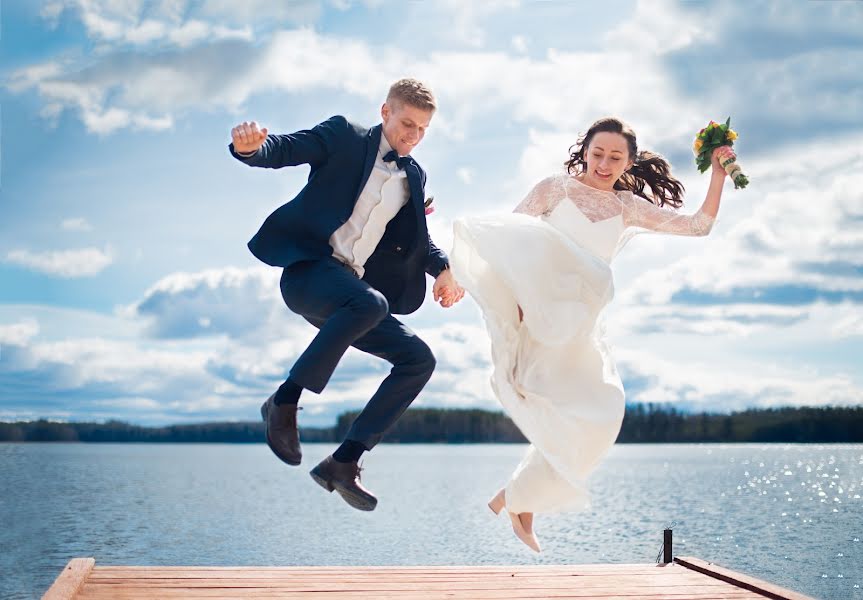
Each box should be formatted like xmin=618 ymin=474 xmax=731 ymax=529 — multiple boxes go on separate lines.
xmin=279 ymin=257 xmax=436 ymax=449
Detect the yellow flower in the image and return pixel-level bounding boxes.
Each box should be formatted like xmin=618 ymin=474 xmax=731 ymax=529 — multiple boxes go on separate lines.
xmin=693 ymin=138 xmax=703 ymax=153
xmin=727 ymin=129 xmax=738 ymax=141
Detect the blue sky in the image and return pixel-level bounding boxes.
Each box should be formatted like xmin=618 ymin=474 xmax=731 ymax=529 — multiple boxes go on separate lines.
xmin=1 ymin=0 xmax=862 ymax=426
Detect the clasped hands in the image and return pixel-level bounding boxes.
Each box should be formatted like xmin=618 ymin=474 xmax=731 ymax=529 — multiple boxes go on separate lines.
xmin=433 ymin=269 xmax=465 ymax=308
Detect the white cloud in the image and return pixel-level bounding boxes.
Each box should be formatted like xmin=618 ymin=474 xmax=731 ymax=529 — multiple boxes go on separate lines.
xmin=603 ymin=0 xmax=706 ymax=55
xmin=196 ymin=0 xmax=323 ymax=27
xmin=616 ymin=347 xmax=863 ymax=412
xmin=61 ymin=217 xmax=93 ymax=232
xmin=831 ymin=310 xmax=863 ymax=341
xmin=40 ymin=1 xmax=67 ymax=24
xmin=1 ymin=277 xmax=859 ymax=425
xmin=611 ymin=304 xmax=811 ymax=339
xmin=616 ymin=134 xmax=863 ymax=315
xmin=456 ymin=167 xmax=473 ymax=185
xmin=511 ymin=35 xmax=528 ymax=54
xmin=0 ymin=320 xmax=40 ymax=346
xmin=5 ymin=62 xmax=63 ymax=91
xmin=39 ymin=0 xmax=266 ymax=47
xmin=2 ymin=1 xmax=861 ymax=425
xmin=0 ymin=333 xmax=236 ymax=424
xmin=5 ymin=247 xmax=113 ymax=277
xmin=10 ymin=0 xmax=861 ymax=149
xmin=128 ymin=266 xmax=285 ymax=339
xmin=438 ymin=0 xmax=520 ymax=47
xmin=9 ymin=14 xmax=703 ymax=141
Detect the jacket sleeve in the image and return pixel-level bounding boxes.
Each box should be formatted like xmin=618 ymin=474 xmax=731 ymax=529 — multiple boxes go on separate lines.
xmin=425 ymin=234 xmax=449 ymax=278
xmin=415 ymin=165 xmax=450 ymax=278
xmin=228 ymin=115 xmax=348 ymax=170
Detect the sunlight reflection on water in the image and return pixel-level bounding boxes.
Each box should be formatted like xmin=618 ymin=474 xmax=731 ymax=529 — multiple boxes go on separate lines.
xmin=1 ymin=443 xmax=861 ymax=599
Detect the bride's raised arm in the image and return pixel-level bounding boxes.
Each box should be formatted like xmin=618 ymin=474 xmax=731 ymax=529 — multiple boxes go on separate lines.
xmin=620 ymin=192 xmax=716 ymax=236
xmin=620 ymin=146 xmax=735 ymax=236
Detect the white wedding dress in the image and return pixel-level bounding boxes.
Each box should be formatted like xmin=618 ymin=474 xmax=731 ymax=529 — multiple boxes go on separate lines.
xmin=451 ymin=173 xmax=715 ymax=514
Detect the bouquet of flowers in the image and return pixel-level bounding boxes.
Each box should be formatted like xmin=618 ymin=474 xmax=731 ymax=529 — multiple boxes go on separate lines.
xmin=693 ymin=117 xmax=748 ymax=189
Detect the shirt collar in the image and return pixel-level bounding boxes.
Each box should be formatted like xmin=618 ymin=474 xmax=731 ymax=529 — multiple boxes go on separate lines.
xmin=379 ymin=129 xmax=395 ymax=156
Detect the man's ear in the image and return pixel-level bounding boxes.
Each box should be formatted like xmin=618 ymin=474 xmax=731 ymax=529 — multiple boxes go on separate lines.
xmin=381 ymin=102 xmax=389 ymax=122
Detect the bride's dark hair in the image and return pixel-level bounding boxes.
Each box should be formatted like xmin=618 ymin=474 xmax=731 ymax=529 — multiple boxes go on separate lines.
xmin=565 ymin=117 xmax=684 ymax=209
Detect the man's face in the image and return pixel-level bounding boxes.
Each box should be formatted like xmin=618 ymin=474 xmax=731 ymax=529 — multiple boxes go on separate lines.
xmin=381 ymin=100 xmax=434 ymax=157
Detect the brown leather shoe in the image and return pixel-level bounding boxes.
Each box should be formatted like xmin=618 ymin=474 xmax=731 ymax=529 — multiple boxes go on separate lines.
xmin=260 ymin=394 xmax=301 ymax=466
xmin=309 ymin=455 xmax=378 ymax=511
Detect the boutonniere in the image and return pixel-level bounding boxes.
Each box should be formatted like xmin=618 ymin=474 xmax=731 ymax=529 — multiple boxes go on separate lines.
xmin=424 ymin=196 xmax=435 ymax=216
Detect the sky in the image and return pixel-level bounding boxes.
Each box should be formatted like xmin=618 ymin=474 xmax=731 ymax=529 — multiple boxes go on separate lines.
xmin=1 ymin=0 xmax=862 ymax=427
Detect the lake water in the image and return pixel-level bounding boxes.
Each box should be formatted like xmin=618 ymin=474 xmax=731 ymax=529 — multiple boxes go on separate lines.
xmin=1 ymin=443 xmax=861 ymax=599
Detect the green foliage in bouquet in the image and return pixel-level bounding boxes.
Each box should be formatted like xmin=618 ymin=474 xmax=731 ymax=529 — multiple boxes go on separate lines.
xmin=693 ymin=117 xmax=749 ymax=189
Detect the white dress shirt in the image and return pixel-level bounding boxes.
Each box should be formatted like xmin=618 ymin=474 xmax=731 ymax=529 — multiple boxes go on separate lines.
xmin=329 ymin=134 xmax=409 ymax=278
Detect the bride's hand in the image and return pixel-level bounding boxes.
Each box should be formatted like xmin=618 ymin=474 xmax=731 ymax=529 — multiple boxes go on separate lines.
xmin=433 ymin=270 xmax=465 ymax=308
xmin=711 ymin=146 xmax=736 ymax=176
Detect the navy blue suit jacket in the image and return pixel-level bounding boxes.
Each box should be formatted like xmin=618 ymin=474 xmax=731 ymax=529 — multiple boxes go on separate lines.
xmin=229 ymin=115 xmax=449 ymax=315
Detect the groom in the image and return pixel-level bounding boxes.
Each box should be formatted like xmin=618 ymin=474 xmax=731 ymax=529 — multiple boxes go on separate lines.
xmin=229 ymin=78 xmax=463 ymax=512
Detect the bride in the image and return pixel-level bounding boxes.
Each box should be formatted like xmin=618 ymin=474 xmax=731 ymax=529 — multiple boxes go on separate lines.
xmin=450 ymin=117 xmax=736 ymax=552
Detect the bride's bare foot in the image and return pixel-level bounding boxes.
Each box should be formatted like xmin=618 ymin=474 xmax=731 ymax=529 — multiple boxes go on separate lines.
xmin=508 ymin=511 xmax=541 ymax=553
xmin=487 ymin=488 xmax=506 ymax=515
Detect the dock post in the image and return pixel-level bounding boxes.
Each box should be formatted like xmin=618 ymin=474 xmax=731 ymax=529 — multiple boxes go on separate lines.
xmin=663 ymin=528 xmax=673 ymax=563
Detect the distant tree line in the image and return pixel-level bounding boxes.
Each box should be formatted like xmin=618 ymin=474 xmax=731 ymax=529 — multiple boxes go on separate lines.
xmin=617 ymin=404 xmax=863 ymax=443
xmin=1 ymin=404 xmax=861 ymax=444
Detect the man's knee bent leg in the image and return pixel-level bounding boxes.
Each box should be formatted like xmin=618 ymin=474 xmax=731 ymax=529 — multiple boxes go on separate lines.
xmin=402 ymin=338 xmax=436 ymax=378
xmin=349 ymin=289 xmax=389 ymax=326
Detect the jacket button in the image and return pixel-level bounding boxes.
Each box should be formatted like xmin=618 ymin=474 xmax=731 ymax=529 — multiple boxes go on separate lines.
xmin=395 ymin=246 xmax=402 ymax=252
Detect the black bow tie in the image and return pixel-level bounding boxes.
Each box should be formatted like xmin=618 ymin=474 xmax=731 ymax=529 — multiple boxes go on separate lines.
xmin=383 ymin=150 xmax=411 ymax=170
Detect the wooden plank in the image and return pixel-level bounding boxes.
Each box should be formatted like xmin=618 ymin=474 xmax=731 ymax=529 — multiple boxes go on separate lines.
xmin=88 ymin=564 xmax=675 ymax=573
xmin=42 ymin=558 xmax=95 ymax=600
xmin=80 ymin=590 xmax=764 ymax=600
xmin=75 ymin=588 xmax=763 ymax=599
xmin=72 ymin=577 xmax=734 ymax=592
xmin=675 ymin=556 xmax=816 ymax=600
xmin=85 ymin=567 xmax=693 ymax=580
xmin=46 ymin=559 xmax=803 ymax=600
xmin=86 ymin=567 xmax=703 ymax=579
xmin=74 ymin=567 xmax=766 ymax=599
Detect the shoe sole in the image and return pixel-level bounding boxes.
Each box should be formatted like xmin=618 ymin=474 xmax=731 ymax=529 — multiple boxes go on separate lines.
xmin=309 ymin=467 xmax=377 ymax=512
xmin=261 ymin=400 xmax=301 ymax=466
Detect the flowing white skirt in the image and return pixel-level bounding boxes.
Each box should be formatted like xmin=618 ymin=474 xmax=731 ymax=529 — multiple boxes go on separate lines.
xmin=451 ymin=213 xmax=626 ymax=514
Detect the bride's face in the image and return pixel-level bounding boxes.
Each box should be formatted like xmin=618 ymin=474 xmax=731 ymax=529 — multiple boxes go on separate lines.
xmin=583 ymin=132 xmax=634 ymax=190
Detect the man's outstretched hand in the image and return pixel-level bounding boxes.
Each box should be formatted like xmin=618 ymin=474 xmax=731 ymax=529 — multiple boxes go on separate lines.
xmin=231 ymin=121 xmax=268 ymax=154
xmin=433 ymin=269 xmax=465 ymax=308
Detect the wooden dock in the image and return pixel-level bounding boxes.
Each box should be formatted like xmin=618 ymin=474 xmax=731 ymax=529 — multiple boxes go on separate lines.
xmin=43 ymin=556 xmax=814 ymax=599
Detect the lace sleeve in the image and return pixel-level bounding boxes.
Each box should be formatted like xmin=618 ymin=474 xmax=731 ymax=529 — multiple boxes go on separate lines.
xmin=621 ymin=191 xmax=715 ymax=236
xmin=513 ymin=176 xmax=561 ymax=216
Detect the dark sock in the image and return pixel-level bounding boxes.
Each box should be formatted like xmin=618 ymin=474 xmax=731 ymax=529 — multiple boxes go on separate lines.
xmin=273 ymin=378 xmax=302 ymax=406
xmin=333 ymin=439 xmax=367 ymax=463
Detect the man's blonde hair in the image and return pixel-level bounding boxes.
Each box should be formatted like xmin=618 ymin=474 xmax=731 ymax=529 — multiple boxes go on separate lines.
xmin=386 ymin=78 xmax=437 ymax=112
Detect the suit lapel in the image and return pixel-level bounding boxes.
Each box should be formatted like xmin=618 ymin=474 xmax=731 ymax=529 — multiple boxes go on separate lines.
xmin=404 ymin=160 xmax=426 ymax=226
xmin=354 ymin=124 xmax=381 ymax=204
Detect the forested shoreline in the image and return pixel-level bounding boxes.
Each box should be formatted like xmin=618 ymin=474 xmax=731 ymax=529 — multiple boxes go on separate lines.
xmin=2 ymin=404 xmax=861 ymax=443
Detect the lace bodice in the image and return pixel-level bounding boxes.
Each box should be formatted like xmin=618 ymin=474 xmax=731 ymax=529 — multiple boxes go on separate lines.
xmin=514 ymin=173 xmax=715 ymax=239
xmin=542 ymin=198 xmax=623 ymax=264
